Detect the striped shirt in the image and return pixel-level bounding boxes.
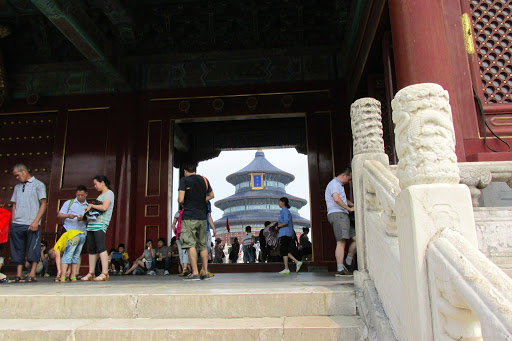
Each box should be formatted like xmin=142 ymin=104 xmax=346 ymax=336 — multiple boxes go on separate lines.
xmin=87 ymin=190 xmax=115 ymax=233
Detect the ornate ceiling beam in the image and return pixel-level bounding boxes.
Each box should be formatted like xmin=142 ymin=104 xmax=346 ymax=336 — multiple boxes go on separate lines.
xmin=122 ymin=45 xmax=342 ymax=64
xmin=339 ymin=0 xmax=387 ymax=99
xmin=93 ymin=0 xmax=135 ymax=45
xmin=30 ymin=0 xmax=128 ymax=87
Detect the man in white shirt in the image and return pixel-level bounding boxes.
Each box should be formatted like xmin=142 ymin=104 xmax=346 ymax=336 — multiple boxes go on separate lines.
xmin=57 ymin=185 xmax=88 ymax=276
xmin=325 ymin=167 xmax=355 ymax=276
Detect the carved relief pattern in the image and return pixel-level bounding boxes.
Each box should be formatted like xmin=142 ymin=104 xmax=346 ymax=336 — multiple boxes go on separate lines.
xmin=391 ymin=83 xmax=460 ymax=190
xmin=459 ymin=165 xmax=493 ymax=206
xmin=350 ymin=98 xmax=385 ymax=155
xmin=428 ymin=228 xmax=512 ymax=340
xmin=362 ymin=160 xmax=400 ymax=236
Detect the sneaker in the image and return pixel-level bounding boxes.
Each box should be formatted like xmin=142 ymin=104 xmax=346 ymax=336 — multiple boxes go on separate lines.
xmin=295 ymin=261 xmax=303 ymax=273
xmin=119 ymin=270 xmax=123 ymax=275
xmin=150 ymin=270 xmax=157 ymax=276
xmin=341 ymin=268 xmax=353 ymax=275
xmin=164 ymin=270 xmax=169 ymax=276
xmin=44 ymin=273 xmax=50 ymax=277
xmin=335 ymin=269 xmax=353 ymax=277
xmin=343 ymin=260 xmax=353 ymax=273
xmin=278 ymin=269 xmax=290 ymax=275
xmin=183 ymin=274 xmax=201 ymax=281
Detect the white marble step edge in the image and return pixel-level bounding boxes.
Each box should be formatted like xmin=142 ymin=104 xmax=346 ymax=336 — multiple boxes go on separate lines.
xmin=1 ymin=289 xmax=356 ymax=319
xmin=0 ymin=316 xmax=364 ymax=341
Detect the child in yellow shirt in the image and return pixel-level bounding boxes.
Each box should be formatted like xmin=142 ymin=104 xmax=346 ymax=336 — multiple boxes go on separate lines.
xmin=49 ymin=230 xmax=86 ymax=282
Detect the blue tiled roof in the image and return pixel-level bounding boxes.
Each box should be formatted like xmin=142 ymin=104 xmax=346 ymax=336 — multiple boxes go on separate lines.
xmin=214 ymin=188 xmax=307 ymax=208
xmin=226 ymin=150 xmax=294 ymax=184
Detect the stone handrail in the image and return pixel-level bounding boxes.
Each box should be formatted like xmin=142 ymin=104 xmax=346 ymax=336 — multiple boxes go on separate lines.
xmin=363 ymin=159 xmax=400 ymax=236
xmin=459 ymin=161 xmax=512 ymax=206
xmin=427 ymin=227 xmax=512 ymax=340
xmin=351 ymin=84 xmax=512 ymax=340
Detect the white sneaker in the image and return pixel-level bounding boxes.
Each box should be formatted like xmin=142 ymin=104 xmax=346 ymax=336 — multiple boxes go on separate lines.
xmin=296 ymin=261 xmax=303 ymax=273
xmin=278 ymin=269 xmax=290 ymax=275
xmin=164 ymin=270 xmax=169 ymax=275
xmin=148 ymin=270 xmax=157 ymax=276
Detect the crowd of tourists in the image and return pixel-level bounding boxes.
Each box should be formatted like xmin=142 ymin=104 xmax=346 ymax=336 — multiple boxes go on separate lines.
xmin=0 ymin=163 xmax=355 ymax=283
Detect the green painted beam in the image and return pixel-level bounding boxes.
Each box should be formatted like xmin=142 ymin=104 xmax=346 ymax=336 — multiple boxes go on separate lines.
xmin=338 ymin=0 xmax=373 ymax=78
xmin=31 ymin=0 xmax=127 ymax=87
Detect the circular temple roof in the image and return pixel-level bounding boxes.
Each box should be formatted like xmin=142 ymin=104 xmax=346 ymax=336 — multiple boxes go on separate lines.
xmin=226 ymin=150 xmax=295 ymax=185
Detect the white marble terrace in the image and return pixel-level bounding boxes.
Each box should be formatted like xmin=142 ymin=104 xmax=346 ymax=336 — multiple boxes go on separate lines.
xmin=351 ymin=83 xmax=512 ymax=340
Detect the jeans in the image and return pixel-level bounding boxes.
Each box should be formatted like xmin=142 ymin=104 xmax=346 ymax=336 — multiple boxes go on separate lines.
xmin=243 ymin=245 xmax=255 ymax=263
xmin=62 ymin=233 xmax=86 ymax=264
xmin=155 ymin=257 xmax=170 ymax=271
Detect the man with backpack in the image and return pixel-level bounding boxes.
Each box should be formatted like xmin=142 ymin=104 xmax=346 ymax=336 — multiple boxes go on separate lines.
xmin=57 ymin=185 xmax=88 ymax=277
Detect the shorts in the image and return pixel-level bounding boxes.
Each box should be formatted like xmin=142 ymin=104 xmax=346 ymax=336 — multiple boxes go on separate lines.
xmin=177 ymin=239 xmax=189 ymax=264
xmin=328 ymin=212 xmax=355 ymax=241
xmin=206 ymin=233 xmax=212 ymax=259
xmin=279 ymin=236 xmax=295 ymax=257
xmin=87 ymin=230 xmax=106 ymax=254
xmin=61 ymin=233 xmax=86 ymax=264
xmin=180 ymin=220 xmax=207 ymax=251
xmin=9 ymin=223 xmax=41 ymax=264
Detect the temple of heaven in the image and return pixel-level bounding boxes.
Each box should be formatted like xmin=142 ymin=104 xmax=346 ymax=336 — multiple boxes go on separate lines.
xmin=213 ymin=150 xmax=311 ymax=243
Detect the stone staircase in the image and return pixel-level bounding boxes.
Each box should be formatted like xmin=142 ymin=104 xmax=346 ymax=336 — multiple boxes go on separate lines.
xmin=0 ymin=273 xmax=363 ymax=340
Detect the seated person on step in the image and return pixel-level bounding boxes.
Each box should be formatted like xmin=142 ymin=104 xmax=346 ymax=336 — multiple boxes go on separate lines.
xmin=154 ymin=237 xmax=171 ymax=275
xmin=125 ymin=240 xmax=155 ymax=275
xmin=110 ymin=243 xmax=129 ymax=274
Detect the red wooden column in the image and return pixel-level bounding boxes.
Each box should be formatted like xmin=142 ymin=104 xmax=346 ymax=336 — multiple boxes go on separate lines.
xmin=388 ymin=0 xmax=479 ymax=162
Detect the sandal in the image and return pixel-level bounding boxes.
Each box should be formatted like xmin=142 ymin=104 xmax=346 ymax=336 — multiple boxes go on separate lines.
xmin=80 ymin=272 xmax=95 ymax=281
xmin=23 ymin=276 xmax=37 ymax=283
xmin=57 ymin=277 xmax=67 ymax=283
xmin=10 ymin=276 xmax=22 ymax=283
xmin=70 ymin=276 xmax=77 ymax=282
xmin=93 ymin=273 xmax=109 ymax=281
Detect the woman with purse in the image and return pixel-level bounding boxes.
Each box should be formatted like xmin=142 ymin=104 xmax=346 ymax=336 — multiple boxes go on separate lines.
xmin=81 ymin=175 xmax=115 ymax=281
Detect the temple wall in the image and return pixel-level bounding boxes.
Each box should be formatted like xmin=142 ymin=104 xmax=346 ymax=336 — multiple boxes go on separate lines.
xmin=0 ymin=81 xmax=350 ymax=268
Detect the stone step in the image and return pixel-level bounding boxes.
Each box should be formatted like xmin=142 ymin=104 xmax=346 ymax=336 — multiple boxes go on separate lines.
xmin=0 ymin=275 xmax=356 ymax=320
xmin=0 ymin=316 xmax=364 ymax=341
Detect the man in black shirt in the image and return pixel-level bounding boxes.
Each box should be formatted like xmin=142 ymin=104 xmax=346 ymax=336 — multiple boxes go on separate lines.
xmin=178 ymin=162 xmax=214 ymax=280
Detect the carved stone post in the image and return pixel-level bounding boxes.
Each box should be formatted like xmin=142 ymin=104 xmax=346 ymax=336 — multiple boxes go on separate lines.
xmin=392 ymin=83 xmax=478 ymax=340
xmin=351 ymin=98 xmax=389 ymax=270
